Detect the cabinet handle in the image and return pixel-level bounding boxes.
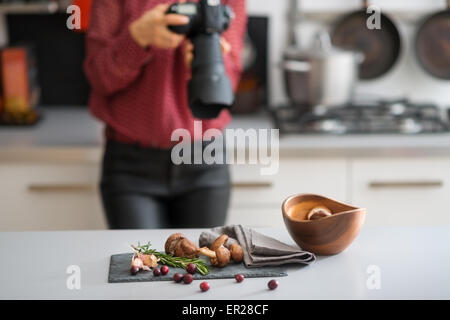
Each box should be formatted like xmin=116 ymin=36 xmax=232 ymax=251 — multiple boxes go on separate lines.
xmin=232 ymin=182 xmax=273 ymax=189
xmin=369 ymin=181 xmax=444 ymax=189
xmin=28 ymin=184 xmax=96 ymax=193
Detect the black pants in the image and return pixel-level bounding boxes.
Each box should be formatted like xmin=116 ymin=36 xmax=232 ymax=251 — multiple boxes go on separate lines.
xmin=100 ymin=140 xmax=231 ymax=229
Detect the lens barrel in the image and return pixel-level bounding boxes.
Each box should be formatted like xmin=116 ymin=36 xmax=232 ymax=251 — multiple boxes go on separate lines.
xmin=188 ymin=33 xmax=234 ymax=119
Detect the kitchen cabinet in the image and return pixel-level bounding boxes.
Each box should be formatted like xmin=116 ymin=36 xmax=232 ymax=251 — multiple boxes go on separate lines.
xmin=227 ymin=158 xmax=348 ymax=227
xmin=0 ymin=163 xmax=106 ymax=231
xmin=0 ymin=156 xmax=348 ymax=230
xmin=1 ymin=151 xmax=450 ymax=231
xmin=226 ymin=207 xmax=285 ymax=228
xmin=351 ymin=157 xmax=450 ymax=226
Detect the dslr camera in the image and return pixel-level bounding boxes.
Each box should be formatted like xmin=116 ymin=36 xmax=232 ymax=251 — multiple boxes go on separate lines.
xmin=167 ymin=0 xmax=234 ymax=119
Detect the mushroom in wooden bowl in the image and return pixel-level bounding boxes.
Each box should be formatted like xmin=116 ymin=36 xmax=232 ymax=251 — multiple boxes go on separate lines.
xmin=282 ymin=194 xmax=366 ymax=255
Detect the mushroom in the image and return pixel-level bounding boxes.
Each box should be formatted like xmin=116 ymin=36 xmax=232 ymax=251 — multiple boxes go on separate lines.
xmin=229 ymin=243 xmax=244 ymax=262
xmin=211 ymin=234 xmax=229 ymax=251
xmin=211 ymin=234 xmax=243 ymax=263
xmin=165 ymin=233 xmax=199 ymax=258
xmin=307 ymin=206 xmax=332 ymax=220
xmin=198 ymin=246 xmax=231 ymax=268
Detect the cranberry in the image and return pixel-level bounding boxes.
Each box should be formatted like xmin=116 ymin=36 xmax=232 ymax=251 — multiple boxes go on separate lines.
xmin=153 ymin=268 xmax=161 ymax=276
xmin=200 ymin=281 xmax=210 ymax=292
xmin=186 ymin=263 xmax=197 ymax=274
xmin=130 ymin=266 xmax=140 ymax=275
xmin=235 ymin=274 xmax=245 ymax=283
xmin=268 ymin=280 xmax=278 ymax=290
xmin=183 ymin=273 xmax=194 ymax=284
xmin=161 ymin=265 xmax=169 ymax=275
xmin=173 ymin=273 xmax=184 ymax=283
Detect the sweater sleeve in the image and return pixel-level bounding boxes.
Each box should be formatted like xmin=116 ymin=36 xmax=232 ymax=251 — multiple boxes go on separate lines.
xmin=222 ymin=0 xmax=248 ymax=91
xmin=83 ymin=0 xmax=153 ymax=96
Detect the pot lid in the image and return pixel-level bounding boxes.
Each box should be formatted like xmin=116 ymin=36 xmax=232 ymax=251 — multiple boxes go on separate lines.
xmin=284 ymin=31 xmax=360 ymax=60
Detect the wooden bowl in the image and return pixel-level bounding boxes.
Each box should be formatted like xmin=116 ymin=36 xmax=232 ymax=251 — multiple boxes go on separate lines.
xmin=282 ymin=194 xmax=366 ymax=255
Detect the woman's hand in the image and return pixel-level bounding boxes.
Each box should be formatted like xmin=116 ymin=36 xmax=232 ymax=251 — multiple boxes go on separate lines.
xmin=183 ymin=37 xmax=232 ymax=68
xmin=129 ymin=3 xmax=190 ymax=49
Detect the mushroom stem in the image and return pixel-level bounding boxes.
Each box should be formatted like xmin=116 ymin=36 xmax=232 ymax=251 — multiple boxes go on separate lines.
xmin=198 ymin=247 xmax=216 ymax=259
xmin=211 ymin=234 xmax=229 ymax=251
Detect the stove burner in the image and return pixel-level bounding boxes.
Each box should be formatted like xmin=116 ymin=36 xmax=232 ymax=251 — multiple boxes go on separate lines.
xmin=272 ymin=100 xmax=449 ymax=135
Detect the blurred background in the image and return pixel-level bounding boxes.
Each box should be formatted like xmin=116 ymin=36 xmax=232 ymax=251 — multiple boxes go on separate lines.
xmin=0 ymin=0 xmax=449 ymax=231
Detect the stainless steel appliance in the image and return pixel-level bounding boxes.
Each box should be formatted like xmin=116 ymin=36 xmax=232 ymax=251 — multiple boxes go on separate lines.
xmin=272 ymin=100 xmax=450 ymax=135
xmin=330 ymin=0 xmax=402 ymax=80
xmin=280 ymin=32 xmax=362 ymax=111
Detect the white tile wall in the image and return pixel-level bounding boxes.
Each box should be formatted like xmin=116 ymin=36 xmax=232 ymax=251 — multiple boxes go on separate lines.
xmin=247 ymin=0 xmax=450 ymax=107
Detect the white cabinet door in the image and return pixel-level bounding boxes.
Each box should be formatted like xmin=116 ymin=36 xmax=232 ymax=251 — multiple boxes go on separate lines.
xmin=0 ymin=163 xmax=106 ymax=231
xmin=230 ymin=157 xmax=348 ymax=209
xmin=351 ymin=157 xmax=450 ymax=226
xmin=226 ymin=207 xmax=285 ymax=228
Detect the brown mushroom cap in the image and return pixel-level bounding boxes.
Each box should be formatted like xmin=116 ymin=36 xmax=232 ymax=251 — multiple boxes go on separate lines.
xmin=174 ymin=238 xmax=199 ymax=259
xmin=229 ymin=243 xmax=244 ymax=262
xmin=211 ymin=246 xmax=231 ymax=267
xmin=198 ymin=246 xmax=231 ymax=268
xmin=165 ymin=233 xmax=186 ymax=254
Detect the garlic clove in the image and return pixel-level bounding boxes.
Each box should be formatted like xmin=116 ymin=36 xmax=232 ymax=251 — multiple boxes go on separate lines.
xmin=131 ymin=257 xmax=144 ymax=269
xmin=138 ymin=253 xmax=159 ymax=268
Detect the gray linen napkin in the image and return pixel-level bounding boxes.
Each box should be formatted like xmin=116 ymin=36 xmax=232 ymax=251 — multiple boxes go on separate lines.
xmin=199 ymin=225 xmax=316 ymax=268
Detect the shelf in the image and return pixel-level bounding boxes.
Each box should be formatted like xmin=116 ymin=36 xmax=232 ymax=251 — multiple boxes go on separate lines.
xmin=0 ymin=2 xmax=60 ymax=14
xmin=297 ymin=9 xmax=440 ymax=24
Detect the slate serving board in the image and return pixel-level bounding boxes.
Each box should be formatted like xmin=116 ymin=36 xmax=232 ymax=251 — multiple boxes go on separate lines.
xmin=108 ymin=253 xmax=288 ymax=283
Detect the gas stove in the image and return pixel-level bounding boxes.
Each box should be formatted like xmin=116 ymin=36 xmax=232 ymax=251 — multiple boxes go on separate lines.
xmin=272 ymin=100 xmax=450 ymax=135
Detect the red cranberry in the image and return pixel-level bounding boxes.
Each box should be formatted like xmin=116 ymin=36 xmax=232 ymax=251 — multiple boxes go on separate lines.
xmin=235 ymin=274 xmax=245 ymax=283
xmin=186 ymin=263 xmax=197 ymax=274
xmin=268 ymin=280 xmax=278 ymax=290
xmin=161 ymin=265 xmax=169 ymax=275
xmin=153 ymin=268 xmax=161 ymax=276
xmin=130 ymin=266 xmax=140 ymax=275
xmin=173 ymin=273 xmax=183 ymax=283
xmin=183 ymin=273 xmax=194 ymax=284
xmin=200 ymin=281 xmax=210 ymax=292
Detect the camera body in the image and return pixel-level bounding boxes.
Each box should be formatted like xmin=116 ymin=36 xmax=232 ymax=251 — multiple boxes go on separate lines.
xmin=167 ymin=0 xmax=234 ymax=119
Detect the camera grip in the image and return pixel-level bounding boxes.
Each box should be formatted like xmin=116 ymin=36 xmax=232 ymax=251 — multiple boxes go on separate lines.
xmin=166 ymin=3 xmax=194 ymax=35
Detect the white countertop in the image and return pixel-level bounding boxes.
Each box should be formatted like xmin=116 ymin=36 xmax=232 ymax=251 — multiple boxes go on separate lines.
xmin=0 ymin=227 xmax=449 ymax=300
xmin=1 ymin=107 xmax=450 ymax=157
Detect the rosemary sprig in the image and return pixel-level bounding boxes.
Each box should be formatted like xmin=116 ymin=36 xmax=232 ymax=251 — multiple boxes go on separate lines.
xmin=131 ymin=243 xmax=210 ymax=276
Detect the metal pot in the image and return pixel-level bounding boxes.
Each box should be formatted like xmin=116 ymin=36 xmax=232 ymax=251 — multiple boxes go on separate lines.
xmin=415 ymin=0 xmax=450 ymax=80
xmin=280 ymin=32 xmax=363 ymax=110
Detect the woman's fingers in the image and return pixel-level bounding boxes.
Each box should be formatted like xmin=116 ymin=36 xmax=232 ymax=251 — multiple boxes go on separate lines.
xmin=161 ymin=32 xmax=185 ymax=49
xmin=184 ymin=40 xmax=194 ymax=67
xmin=164 ymin=14 xmax=190 ymax=26
xmin=154 ymin=3 xmax=171 ymax=13
xmin=220 ymin=37 xmax=231 ymax=54
xmin=184 ymin=38 xmax=230 ymax=67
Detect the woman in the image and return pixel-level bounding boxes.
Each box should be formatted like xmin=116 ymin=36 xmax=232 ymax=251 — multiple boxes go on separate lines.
xmin=84 ymin=0 xmax=247 ymax=229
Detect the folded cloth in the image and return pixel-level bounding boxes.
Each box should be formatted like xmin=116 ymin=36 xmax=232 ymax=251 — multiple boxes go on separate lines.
xmin=199 ymin=225 xmax=316 ymax=268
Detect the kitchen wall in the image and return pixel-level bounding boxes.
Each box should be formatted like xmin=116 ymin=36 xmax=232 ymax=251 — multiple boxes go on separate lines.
xmin=247 ymin=0 xmax=450 ymax=107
